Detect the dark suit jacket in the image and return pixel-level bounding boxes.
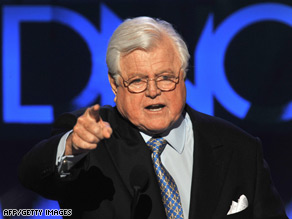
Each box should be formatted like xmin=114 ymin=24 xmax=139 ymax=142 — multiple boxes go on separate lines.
xmin=18 ymin=105 xmax=288 ymax=219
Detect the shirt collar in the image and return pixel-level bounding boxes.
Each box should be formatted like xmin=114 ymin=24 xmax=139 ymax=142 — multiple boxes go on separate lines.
xmin=140 ymin=113 xmax=186 ymax=154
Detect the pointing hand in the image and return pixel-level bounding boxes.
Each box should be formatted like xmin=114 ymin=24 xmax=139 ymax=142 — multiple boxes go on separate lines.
xmin=65 ymin=104 xmax=112 ymax=155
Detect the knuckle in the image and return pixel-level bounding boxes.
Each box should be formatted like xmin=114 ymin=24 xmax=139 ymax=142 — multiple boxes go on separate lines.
xmin=87 ymin=135 xmax=97 ymax=144
xmin=77 ymin=116 xmax=85 ymax=124
xmin=73 ymin=125 xmax=80 ymax=134
xmin=93 ymin=126 xmax=102 ymax=135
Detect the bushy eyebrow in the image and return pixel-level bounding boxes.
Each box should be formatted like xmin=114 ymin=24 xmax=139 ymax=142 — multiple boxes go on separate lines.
xmin=156 ymin=69 xmax=175 ymax=75
xmin=127 ymin=70 xmax=175 ymax=79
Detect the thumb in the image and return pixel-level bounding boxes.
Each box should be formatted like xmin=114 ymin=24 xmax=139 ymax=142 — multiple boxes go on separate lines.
xmin=102 ymin=121 xmax=113 ymax=139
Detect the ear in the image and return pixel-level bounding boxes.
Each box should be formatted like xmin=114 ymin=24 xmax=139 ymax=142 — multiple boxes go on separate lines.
xmin=108 ymin=73 xmax=118 ymax=95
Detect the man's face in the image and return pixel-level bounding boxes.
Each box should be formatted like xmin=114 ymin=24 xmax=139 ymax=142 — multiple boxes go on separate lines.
xmin=110 ymin=37 xmax=186 ymax=135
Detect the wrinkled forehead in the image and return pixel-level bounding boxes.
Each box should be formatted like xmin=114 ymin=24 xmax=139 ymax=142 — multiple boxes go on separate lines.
xmin=119 ymin=38 xmax=181 ymax=76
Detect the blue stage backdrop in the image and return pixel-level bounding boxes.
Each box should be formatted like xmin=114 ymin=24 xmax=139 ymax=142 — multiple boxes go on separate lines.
xmin=0 ymin=0 xmax=292 ymax=218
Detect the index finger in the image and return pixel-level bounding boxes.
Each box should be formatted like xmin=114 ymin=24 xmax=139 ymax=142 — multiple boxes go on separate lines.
xmin=88 ymin=104 xmax=101 ymax=122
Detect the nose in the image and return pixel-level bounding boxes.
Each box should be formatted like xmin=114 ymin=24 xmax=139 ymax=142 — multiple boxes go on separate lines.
xmin=145 ymin=79 xmax=161 ymax=98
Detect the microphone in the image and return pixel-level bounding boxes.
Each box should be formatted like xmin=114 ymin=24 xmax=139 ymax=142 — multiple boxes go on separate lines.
xmin=130 ymin=166 xmax=149 ymax=219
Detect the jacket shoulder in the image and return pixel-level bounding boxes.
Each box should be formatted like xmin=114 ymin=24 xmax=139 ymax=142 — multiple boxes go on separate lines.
xmin=186 ymin=105 xmax=260 ymax=147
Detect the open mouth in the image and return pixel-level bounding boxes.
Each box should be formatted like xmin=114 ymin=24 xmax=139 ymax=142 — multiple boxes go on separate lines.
xmin=145 ymin=104 xmax=165 ymax=112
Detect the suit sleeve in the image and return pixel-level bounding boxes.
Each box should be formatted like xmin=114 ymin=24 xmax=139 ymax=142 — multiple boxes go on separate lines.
xmin=18 ymin=110 xmax=86 ymax=200
xmin=253 ymin=138 xmax=288 ymax=219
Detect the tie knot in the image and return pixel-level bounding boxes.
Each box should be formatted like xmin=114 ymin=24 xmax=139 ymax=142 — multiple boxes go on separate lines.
xmin=147 ymin=137 xmax=167 ymax=156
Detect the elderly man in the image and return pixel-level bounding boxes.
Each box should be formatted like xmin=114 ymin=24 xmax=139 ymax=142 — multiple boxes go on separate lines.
xmin=19 ymin=17 xmax=288 ymax=219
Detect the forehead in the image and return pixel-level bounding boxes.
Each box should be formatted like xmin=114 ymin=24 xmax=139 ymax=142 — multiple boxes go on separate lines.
xmin=119 ymin=38 xmax=181 ymax=76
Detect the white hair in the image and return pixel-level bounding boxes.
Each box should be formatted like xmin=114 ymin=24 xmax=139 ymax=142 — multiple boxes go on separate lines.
xmin=106 ymin=16 xmax=190 ymax=82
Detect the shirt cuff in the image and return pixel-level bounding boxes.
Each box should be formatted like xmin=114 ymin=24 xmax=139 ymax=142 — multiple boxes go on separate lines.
xmin=56 ymin=130 xmax=73 ymax=165
xmin=56 ymin=130 xmax=88 ymax=177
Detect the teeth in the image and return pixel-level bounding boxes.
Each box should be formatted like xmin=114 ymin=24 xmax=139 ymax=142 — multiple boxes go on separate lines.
xmin=149 ymin=107 xmax=162 ymax=111
xmin=146 ymin=104 xmax=164 ymax=111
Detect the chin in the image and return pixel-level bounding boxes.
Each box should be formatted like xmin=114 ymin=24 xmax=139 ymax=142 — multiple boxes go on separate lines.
xmin=143 ymin=124 xmax=169 ymax=135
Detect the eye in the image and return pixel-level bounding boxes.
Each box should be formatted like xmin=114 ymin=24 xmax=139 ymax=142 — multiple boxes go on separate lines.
xmin=158 ymin=74 xmax=176 ymax=81
xmin=129 ymin=78 xmax=144 ymax=85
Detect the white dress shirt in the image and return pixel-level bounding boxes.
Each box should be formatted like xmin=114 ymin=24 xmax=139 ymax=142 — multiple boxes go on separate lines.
xmin=140 ymin=113 xmax=194 ymax=219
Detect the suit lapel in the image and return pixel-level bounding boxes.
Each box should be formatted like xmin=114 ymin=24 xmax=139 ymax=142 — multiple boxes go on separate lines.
xmin=102 ymin=107 xmax=166 ymax=218
xmin=187 ymin=107 xmax=233 ymax=219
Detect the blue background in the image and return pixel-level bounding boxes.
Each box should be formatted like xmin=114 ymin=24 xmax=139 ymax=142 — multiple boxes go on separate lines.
xmin=0 ymin=0 xmax=291 ymax=218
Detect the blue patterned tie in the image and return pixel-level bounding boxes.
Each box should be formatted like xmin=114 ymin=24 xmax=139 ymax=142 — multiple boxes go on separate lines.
xmin=147 ymin=137 xmax=184 ymax=219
